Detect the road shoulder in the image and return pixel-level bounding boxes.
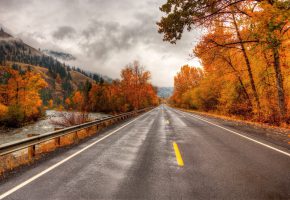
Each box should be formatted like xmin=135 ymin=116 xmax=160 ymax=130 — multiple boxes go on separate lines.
xmin=171 ymin=106 xmax=290 ymax=150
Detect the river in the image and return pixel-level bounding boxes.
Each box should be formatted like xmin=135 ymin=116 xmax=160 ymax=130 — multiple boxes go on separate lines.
xmin=0 ymin=110 xmax=109 ymax=145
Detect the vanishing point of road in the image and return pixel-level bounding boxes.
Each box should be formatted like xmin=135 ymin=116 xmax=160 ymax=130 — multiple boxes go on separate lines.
xmin=0 ymin=105 xmax=289 ymax=199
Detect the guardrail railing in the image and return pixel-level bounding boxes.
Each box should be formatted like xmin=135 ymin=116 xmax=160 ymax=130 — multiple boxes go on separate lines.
xmin=0 ymin=107 xmax=153 ymax=173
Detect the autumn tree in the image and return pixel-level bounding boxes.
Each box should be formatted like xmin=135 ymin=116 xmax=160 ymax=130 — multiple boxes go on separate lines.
xmin=0 ymin=66 xmax=47 ymax=126
xmin=174 ymin=65 xmax=203 ymax=93
xmin=121 ymin=61 xmax=153 ymax=110
xmin=171 ymin=65 xmax=203 ymax=108
xmin=248 ymin=1 xmax=289 ymax=119
xmin=194 ymin=25 xmax=253 ymax=111
xmin=72 ymin=91 xmax=85 ymax=111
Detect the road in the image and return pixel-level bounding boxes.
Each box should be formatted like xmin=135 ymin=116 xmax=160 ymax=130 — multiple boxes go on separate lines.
xmin=0 ymin=105 xmax=289 ymax=199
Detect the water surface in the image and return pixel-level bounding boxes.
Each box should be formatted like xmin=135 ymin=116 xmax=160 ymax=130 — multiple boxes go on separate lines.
xmin=0 ymin=110 xmax=109 ymax=145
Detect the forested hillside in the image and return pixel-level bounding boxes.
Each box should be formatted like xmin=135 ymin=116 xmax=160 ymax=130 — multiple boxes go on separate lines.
xmin=0 ymin=28 xmax=107 ymax=106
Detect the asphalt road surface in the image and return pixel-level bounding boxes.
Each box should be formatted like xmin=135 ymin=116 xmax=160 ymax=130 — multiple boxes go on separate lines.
xmin=0 ymin=105 xmax=289 ymax=199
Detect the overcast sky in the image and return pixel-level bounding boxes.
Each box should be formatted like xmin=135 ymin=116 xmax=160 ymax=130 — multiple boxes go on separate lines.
xmin=0 ymin=0 xmax=202 ymax=87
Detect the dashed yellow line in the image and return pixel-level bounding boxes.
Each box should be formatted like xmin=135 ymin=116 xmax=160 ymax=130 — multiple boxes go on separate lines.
xmin=173 ymin=142 xmax=184 ymax=167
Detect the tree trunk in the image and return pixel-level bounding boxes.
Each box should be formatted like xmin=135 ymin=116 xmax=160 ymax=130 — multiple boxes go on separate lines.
xmin=224 ymin=57 xmax=252 ymax=108
xmin=228 ymin=59 xmax=252 ymax=107
xmin=272 ymin=47 xmax=286 ymax=120
xmin=232 ymin=13 xmax=261 ymax=112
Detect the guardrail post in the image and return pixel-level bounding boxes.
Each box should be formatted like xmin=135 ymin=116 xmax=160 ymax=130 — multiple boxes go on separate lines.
xmin=55 ymin=137 xmax=61 ymax=147
xmin=28 ymin=145 xmax=36 ymax=160
xmin=74 ymin=131 xmax=79 ymax=143
xmin=27 ymin=134 xmax=36 ymax=160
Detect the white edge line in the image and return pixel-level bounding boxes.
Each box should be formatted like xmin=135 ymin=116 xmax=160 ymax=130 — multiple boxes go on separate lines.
xmin=0 ymin=108 xmax=156 ymax=200
xmin=169 ymin=107 xmax=290 ymax=157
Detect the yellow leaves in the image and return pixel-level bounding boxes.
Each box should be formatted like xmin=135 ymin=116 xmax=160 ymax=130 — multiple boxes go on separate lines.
xmin=0 ymin=67 xmax=47 ymax=123
xmin=48 ymin=99 xmax=54 ymax=108
xmin=249 ymin=0 xmax=289 ymax=47
xmin=57 ymin=105 xmax=64 ymax=111
xmin=0 ymin=103 xmax=8 ymax=118
xmin=172 ymin=65 xmax=204 ymax=107
xmin=25 ymin=71 xmax=48 ymax=89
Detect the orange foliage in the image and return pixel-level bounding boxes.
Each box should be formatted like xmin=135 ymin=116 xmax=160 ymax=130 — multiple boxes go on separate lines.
xmin=72 ymin=91 xmax=84 ymax=111
xmin=65 ymin=98 xmax=71 ymax=109
xmin=120 ymin=61 xmax=156 ymax=110
xmin=72 ymin=61 xmax=158 ymax=113
xmin=0 ymin=66 xmax=47 ymax=125
xmin=171 ymin=65 xmax=203 ymax=108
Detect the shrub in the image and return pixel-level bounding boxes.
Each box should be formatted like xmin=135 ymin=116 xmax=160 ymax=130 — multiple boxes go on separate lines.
xmin=50 ymin=112 xmax=90 ymax=128
xmin=3 ymin=105 xmax=24 ymax=127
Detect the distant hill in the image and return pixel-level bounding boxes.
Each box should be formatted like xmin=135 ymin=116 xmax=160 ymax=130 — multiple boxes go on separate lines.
xmin=157 ymin=87 xmax=173 ymax=98
xmin=0 ymin=28 xmax=110 ymax=105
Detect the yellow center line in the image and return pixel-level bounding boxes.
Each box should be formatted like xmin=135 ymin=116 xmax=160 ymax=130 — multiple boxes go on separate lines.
xmin=173 ymin=142 xmax=184 ymax=167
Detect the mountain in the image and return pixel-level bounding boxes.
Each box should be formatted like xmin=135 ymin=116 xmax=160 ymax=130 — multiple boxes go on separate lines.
xmin=0 ymin=29 xmax=11 ymax=38
xmin=157 ymin=87 xmax=173 ymax=98
xmin=0 ymin=28 xmax=109 ymax=105
xmin=0 ymin=29 xmax=43 ymax=57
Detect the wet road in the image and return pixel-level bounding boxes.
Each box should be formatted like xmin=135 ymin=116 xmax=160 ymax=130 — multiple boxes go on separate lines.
xmin=0 ymin=105 xmax=289 ymax=199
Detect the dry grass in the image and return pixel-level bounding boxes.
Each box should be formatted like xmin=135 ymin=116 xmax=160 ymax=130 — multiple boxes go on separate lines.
xmin=70 ymin=70 xmax=94 ymax=85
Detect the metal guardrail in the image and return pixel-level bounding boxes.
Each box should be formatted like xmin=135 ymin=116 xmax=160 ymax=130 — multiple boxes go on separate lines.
xmin=0 ymin=107 xmax=153 ymax=157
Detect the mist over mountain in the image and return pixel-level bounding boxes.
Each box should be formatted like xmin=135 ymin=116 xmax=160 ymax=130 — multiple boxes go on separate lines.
xmin=157 ymin=87 xmax=173 ymax=98
xmin=42 ymin=49 xmax=76 ymax=61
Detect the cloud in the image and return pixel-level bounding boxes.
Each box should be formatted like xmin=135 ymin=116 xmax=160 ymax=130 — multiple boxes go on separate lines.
xmin=77 ymin=13 xmax=159 ymax=60
xmin=0 ymin=0 xmax=202 ymax=87
xmin=53 ymin=26 xmax=76 ymax=40
xmin=0 ymin=0 xmax=32 ymax=12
